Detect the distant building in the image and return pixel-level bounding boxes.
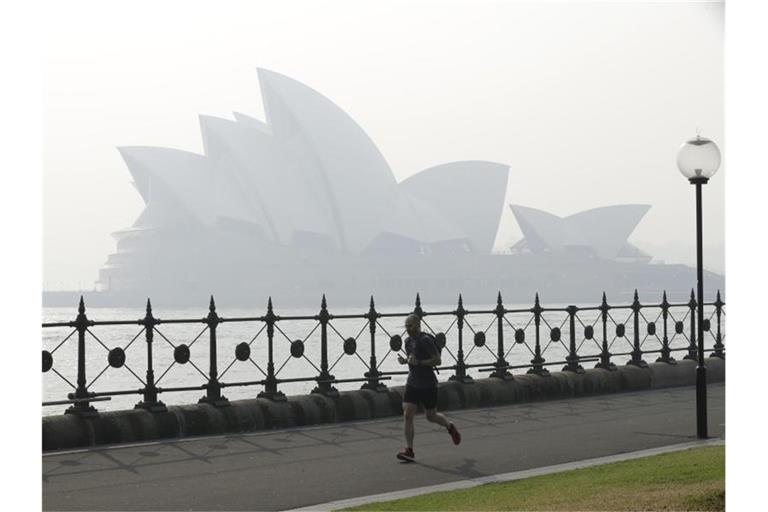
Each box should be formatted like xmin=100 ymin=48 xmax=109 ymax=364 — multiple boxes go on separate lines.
xmin=98 ymin=69 xmax=509 ymax=296
xmin=85 ymin=69 xmax=722 ymax=308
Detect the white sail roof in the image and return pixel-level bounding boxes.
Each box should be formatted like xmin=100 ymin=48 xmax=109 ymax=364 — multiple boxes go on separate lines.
xmin=119 ymin=146 xmax=217 ymax=227
xmin=380 ymin=189 xmax=466 ymax=246
xmin=401 ymin=161 xmax=510 ymax=252
xmin=510 ymin=203 xmax=650 ymax=259
xmin=257 ymin=68 xmax=399 ymax=252
xmin=199 ymin=117 xmax=274 ymax=231
xmin=566 ymin=204 xmax=651 ymax=260
xmin=200 ymin=114 xmax=337 ymax=244
xmin=509 ymin=205 xmax=572 ymax=252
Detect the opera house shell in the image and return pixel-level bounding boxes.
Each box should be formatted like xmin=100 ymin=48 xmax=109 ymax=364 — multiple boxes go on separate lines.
xmin=89 ymin=69 xmax=721 ymax=307
xmin=509 ymin=204 xmax=653 ymax=262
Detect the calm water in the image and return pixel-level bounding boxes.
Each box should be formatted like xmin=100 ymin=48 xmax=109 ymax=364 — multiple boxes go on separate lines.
xmin=42 ymin=302 xmax=722 ymax=415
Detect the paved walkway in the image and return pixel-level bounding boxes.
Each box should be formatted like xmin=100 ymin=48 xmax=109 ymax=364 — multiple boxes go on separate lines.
xmin=43 ymin=383 xmax=725 ymax=511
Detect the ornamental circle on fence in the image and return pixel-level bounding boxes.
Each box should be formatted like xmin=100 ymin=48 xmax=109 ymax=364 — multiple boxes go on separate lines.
xmin=290 ymin=339 xmax=305 ymax=358
xmin=435 ymin=332 xmax=446 ymax=349
xmin=343 ymin=337 xmax=357 ymax=355
xmin=174 ymin=344 xmax=191 ymax=364
xmin=550 ymin=327 xmax=561 ymax=342
xmin=474 ymin=331 xmax=486 ymax=347
xmin=235 ymin=342 xmax=250 ymax=361
xmin=108 ymin=347 xmax=126 ymax=368
xmin=584 ymin=326 xmax=594 ymax=340
xmin=389 ymin=335 xmax=402 ymax=352
xmin=675 ymin=321 xmax=685 ymax=334
xmin=647 ymin=322 xmax=656 ymax=336
xmin=515 ymin=329 xmax=525 ymax=344
xmin=616 ymin=324 xmax=625 ymax=338
xmin=43 ymin=350 xmax=52 ymax=373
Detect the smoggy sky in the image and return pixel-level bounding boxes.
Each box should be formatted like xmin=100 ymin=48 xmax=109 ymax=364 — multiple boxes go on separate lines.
xmin=43 ymin=0 xmax=724 ymax=290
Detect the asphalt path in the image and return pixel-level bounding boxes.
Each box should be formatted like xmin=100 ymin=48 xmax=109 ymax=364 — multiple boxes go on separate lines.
xmin=43 ymin=383 xmax=725 ymax=511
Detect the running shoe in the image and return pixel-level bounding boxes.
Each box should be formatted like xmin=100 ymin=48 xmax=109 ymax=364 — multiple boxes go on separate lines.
xmin=447 ymin=423 xmax=461 ymax=445
xmin=396 ymin=447 xmax=415 ymax=462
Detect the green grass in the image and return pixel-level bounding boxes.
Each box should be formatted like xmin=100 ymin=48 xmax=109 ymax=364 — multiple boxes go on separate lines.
xmin=341 ymin=446 xmax=724 ymax=511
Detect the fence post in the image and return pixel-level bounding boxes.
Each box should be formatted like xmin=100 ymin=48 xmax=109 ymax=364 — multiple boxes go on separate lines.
xmin=656 ymin=291 xmax=676 ymax=365
xmin=563 ymin=305 xmax=584 ymax=373
xmin=684 ymin=289 xmax=698 ymax=360
xmin=362 ymin=296 xmax=387 ymax=392
xmin=65 ymin=296 xmax=98 ymax=417
xmin=136 ymin=298 xmax=167 ymax=412
xmin=449 ymin=294 xmax=473 ymax=384
xmin=414 ymin=292 xmax=423 ymax=318
xmin=712 ymin=290 xmax=725 ymax=359
xmin=595 ymin=292 xmax=616 ymax=370
xmin=259 ymin=297 xmax=286 ymax=401
xmin=313 ymin=294 xmax=339 ymax=397
xmin=199 ymin=296 xmax=229 ymax=406
xmin=490 ymin=291 xmax=512 ymax=380
xmin=528 ymin=293 xmax=549 ymax=376
xmin=628 ymin=290 xmax=648 ymax=368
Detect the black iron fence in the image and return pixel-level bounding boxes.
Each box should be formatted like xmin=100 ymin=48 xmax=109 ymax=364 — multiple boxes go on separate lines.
xmin=42 ymin=289 xmax=725 ymax=416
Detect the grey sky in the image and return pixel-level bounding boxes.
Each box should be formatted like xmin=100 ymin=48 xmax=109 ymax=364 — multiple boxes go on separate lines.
xmin=43 ymin=0 xmax=724 ymax=290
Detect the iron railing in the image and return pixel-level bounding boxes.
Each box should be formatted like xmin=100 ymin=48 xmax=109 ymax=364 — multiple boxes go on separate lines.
xmin=42 ymin=289 xmax=725 ymax=416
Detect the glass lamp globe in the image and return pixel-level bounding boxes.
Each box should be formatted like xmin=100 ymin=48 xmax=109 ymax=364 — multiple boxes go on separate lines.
xmin=676 ymin=135 xmax=721 ymax=180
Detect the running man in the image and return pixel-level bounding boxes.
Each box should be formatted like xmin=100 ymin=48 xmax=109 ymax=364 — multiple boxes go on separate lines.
xmin=397 ymin=313 xmax=461 ymax=461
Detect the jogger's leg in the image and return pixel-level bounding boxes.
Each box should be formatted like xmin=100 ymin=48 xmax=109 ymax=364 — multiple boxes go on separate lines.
xmin=426 ymin=408 xmax=462 ymax=445
xmin=425 ymin=409 xmax=450 ymax=428
xmin=403 ymin=402 xmax=417 ymax=449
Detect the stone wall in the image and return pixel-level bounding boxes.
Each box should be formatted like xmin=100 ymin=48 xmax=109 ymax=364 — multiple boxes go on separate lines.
xmin=43 ymin=357 xmax=724 ymax=452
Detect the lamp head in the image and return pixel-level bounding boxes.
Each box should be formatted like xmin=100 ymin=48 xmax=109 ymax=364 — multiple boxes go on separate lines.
xmin=677 ymin=135 xmax=721 ymax=183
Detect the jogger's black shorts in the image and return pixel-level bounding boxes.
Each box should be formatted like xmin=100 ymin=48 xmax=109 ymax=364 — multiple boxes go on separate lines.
xmin=404 ymin=385 xmax=438 ymax=410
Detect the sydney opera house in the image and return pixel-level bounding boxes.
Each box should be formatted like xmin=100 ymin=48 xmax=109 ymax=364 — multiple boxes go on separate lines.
xmin=76 ymin=69 xmax=721 ymax=307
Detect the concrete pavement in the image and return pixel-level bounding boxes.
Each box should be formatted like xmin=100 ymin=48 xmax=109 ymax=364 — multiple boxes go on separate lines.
xmin=43 ymin=383 xmax=725 ymax=511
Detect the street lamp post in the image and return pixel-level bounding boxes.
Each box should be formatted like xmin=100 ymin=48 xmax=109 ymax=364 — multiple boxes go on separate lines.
xmin=676 ymin=134 xmax=721 ymax=439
